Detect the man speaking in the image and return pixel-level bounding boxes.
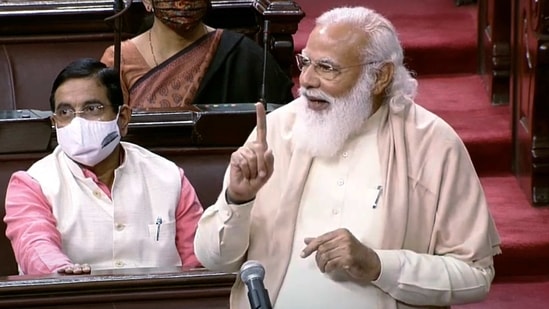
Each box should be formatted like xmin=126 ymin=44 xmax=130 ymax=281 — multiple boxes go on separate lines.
xmin=194 ymin=6 xmax=501 ymax=309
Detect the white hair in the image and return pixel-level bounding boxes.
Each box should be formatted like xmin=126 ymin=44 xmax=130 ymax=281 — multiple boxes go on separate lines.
xmin=316 ymin=6 xmax=418 ymax=102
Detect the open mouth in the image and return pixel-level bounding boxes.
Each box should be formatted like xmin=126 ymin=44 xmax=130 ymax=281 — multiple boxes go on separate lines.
xmin=306 ymin=96 xmax=330 ymax=111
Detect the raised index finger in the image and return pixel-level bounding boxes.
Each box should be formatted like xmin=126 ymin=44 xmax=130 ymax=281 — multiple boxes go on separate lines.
xmin=255 ymin=102 xmax=267 ymax=146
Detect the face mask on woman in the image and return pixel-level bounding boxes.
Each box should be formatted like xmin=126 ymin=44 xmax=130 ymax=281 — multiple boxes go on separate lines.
xmin=152 ymin=0 xmax=209 ymax=34
xmin=56 ymin=116 xmax=121 ymax=167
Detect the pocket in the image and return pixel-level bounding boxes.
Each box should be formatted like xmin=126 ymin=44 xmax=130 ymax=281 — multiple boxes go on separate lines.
xmin=147 ymin=220 xmax=176 ymax=243
xmin=342 ymin=185 xmax=383 ymax=245
xmin=145 ymin=220 xmax=181 ymax=266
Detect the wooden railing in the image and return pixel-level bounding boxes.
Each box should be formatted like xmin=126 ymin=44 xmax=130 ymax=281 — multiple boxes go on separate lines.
xmin=479 ymin=0 xmax=549 ymax=206
xmin=0 ymin=267 xmax=236 ymax=309
xmin=510 ymin=0 xmax=549 ymax=206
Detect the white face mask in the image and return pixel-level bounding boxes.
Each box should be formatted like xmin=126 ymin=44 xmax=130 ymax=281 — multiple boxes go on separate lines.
xmin=56 ymin=116 xmax=121 ymax=167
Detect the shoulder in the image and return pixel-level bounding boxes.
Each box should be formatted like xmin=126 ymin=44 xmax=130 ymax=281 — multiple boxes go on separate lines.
xmin=7 ymin=170 xmax=40 ymax=190
xmin=27 ymin=149 xmax=61 ymax=173
xmin=121 ymin=142 xmax=178 ymax=168
xmin=219 ymin=30 xmax=248 ymax=44
xmin=218 ymin=30 xmax=263 ymax=56
xmin=385 ymin=97 xmax=470 ymax=178
xmin=414 ymin=104 xmax=464 ymax=148
xmin=100 ymin=40 xmax=140 ymax=66
xmin=391 ymin=97 xmax=463 ymax=148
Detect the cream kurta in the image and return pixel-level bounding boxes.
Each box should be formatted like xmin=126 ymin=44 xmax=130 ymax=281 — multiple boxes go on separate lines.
xmin=194 ymin=95 xmax=502 ymax=308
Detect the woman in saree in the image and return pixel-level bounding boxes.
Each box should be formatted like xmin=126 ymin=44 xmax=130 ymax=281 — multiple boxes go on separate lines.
xmin=100 ymin=0 xmax=294 ymax=111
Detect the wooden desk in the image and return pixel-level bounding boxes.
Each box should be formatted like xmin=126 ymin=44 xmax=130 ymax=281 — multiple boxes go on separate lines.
xmin=0 ymin=268 xmax=236 ymax=309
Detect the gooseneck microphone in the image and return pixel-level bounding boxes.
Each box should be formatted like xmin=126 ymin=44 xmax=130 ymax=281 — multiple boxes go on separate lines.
xmin=240 ymin=260 xmax=273 ymax=309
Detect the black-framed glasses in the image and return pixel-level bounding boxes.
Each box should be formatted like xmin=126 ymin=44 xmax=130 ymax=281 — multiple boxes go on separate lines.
xmin=53 ymin=103 xmax=108 ymax=125
xmin=295 ymin=53 xmax=379 ymax=81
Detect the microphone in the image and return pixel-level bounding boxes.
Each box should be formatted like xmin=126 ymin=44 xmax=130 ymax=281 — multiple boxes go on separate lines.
xmin=240 ymin=260 xmax=273 ymax=309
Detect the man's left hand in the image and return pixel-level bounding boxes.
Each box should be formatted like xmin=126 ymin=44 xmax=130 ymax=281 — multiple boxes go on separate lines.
xmin=57 ymin=263 xmax=91 ymax=275
xmin=301 ymin=228 xmax=381 ymax=283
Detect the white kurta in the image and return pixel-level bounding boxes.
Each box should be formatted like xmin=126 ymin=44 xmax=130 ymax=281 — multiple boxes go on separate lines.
xmin=275 ymin=103 xmax=385 ymax=308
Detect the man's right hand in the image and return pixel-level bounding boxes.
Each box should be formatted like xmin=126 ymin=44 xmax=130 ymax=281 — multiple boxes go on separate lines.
xmin=226 ymin=102 xmax=274 ymax=204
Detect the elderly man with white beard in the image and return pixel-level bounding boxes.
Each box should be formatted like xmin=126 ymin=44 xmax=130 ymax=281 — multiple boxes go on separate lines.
xmin=194 ymin=6 xmax=501 ymax=309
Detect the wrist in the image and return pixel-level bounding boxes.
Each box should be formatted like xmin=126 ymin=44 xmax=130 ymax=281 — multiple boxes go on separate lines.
xmin=225 ymin=189 xmax=255 ymax=205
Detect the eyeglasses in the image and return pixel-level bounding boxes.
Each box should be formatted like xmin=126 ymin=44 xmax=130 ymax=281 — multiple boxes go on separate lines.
xmin=295 ymin=53 xmax=379 ymax=81
xmin=53 ymin=103 xmax=109 ymax=125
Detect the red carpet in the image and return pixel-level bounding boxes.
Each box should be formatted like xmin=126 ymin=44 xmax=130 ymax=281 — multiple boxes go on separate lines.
xmin=294 ymin=0 xmax=478 ymax=74
xmin=293 ymin=0 xmax=549 ymax=307
xmin=482 ymin=175 xmax=549 ymax=277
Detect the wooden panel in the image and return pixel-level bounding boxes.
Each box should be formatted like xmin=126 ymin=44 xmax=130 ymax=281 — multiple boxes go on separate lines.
xmin=0 ymin=1 xmax=303 ymax=110
xmin=0 ymin=267 xmax=235 ymax=309
xmin=0 ymin=154 xmax=39 ymax=276
xmin=511 ymin=0 xmax=549 ymax=206
xmin=478 ymin=0 xmax=511 ymax=104
xmin=0 ymin=0 xmax=304 ymax=76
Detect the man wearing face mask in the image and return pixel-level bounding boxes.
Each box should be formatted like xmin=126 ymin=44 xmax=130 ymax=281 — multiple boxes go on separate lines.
xmin=100 ymin=0 xmax=294 ymax=110
xmin=3 ymin=58 xmax=204 ymax=275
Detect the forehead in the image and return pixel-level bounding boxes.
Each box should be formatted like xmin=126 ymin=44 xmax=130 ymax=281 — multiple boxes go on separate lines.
xmin=54 ymin=77 xmax=109 ymax=108
xmin=303 ymin=22 xmax=367 ymax=65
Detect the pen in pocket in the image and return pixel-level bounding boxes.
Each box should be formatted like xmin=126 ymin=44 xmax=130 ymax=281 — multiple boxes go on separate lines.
xmin=372 ymin=185 xmax=383 ymax=209
xmin=155 ymin=216 xmax=163 ymax=241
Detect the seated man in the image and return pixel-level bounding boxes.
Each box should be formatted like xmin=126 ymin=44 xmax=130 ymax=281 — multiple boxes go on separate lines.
xmin=4 ymin=58 xmax=203 ymax=275
xmin=100 ymin=0 xmax=294 ymax=110
xmin=194 ymin=6 xmax=501 ymax=308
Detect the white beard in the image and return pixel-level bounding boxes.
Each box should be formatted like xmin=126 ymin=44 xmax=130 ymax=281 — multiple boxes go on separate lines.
xmin=293 ymin=75 xmax=375 ymax=158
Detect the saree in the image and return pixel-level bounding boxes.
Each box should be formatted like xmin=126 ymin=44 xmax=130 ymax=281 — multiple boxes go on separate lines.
xmin=129 ymin=30 xmax=222 ymax=111
xmin=101 ymin=29 xmax=294 ymax=110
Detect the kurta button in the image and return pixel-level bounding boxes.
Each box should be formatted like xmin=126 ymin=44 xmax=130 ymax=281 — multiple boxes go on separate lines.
xmin=337 ymin=179 xmax=344 ymax=186
xmin=342 ymin=152 xmax=349 ymax=158
xmin=115 ymin=260 xmax=124 ymax=267
xmin=115 ymin=223 xmax=125 ymax=231
xmin=93 ymin=191 xmax=101 ymax=198
xmin=332 ymin=208 xmax=340 ymax=215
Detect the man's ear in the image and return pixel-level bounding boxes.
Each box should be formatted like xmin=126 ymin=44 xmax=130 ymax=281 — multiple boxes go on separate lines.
xmin=373 ymin=62 xmax=394 ymax=96
xmin=118 ymin=105 xmax=132 ymax=137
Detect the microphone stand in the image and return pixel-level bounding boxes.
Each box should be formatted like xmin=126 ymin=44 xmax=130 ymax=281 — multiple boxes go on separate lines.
xmin=104 ymin=0 xmax=133 ymax=73
xmin=113 ymin=0 xmax=124 ymax=72
xmin=260 ymin=19 xmax=270 ymax=110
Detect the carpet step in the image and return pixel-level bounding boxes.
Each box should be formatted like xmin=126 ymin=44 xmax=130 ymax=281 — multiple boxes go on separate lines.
xmin=454 ymin=275 xmax=549 ymax=308
xmin=293 ymin=0 xmax=478 ymax=75
xmin=481 ymin=174 xmax=549 ymax=277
